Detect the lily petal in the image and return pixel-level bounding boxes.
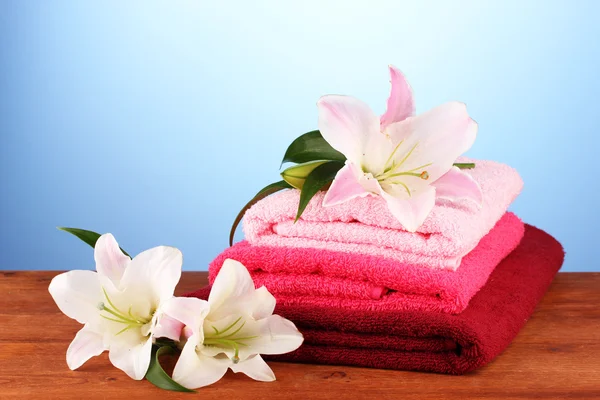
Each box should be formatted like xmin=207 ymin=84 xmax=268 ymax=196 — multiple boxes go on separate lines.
xmin=66 ymin=326 xmax=106 ymax=370
xmin=208 ymin=259 xmax=255 ymax=320
xmin=380 ymin=65 xmax=415 ymax=129
xmin=108 ymin=330 xmax=153 ymax=380
xmin=434 ymin=166 xmax=483 ymax=206
xmin=240 ymin=315 xmax=303 ymax=358
xmin=317 ymin=95 xmax=390 ymax=174
xmin=48 ymin=270 xmax=102 ymax=325
xmin=94 ymin=233 xmax=130 ymax=287
xmin=322 ymin=163 xmax=372 ymax=207
xmin=121 ymin=246 xmax=183 ymax=304
xmin=153 ymin=313 xmax=185 ymax=342
xmin=172 ymin=336 xmax=230 ymax=389
xmin=248 ymin=286 xmax=276 ymax=320
xmin=230 ymin=354 xmax=275 ymax=382
xmin=386 ymin=102 xmax=478 ymax=181
xmin=380 ymin=185 xmax=436 ymax=232
xmin=161 ymin=297 xmax=210 ymax=339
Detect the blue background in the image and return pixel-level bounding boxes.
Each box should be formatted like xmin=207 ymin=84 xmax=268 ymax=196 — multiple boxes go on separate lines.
xmin=1 ymin=1 xmax=598 ymax=271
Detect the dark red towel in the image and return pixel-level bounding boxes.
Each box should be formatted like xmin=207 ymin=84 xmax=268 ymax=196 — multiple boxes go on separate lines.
xmin=187 ymin=225 xmax=564 ymax=374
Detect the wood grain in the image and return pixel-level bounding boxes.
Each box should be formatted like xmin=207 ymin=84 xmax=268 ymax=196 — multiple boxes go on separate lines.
xmin=0 ymin=271 xmax=598 ymax=400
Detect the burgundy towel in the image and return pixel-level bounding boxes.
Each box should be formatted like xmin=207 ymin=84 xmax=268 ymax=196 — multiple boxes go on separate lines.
xmin=188 ymin=225 xmax=564 ymax=374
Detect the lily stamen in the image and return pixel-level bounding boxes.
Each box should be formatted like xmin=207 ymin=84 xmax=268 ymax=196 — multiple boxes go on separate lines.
xmin=210 ymin=316 xmax=242 ymax=337
xmin=384 ymin=171 xmax=425 ymax=179
xmin=218 ymin=321 xmax=246 ymax=339
xmin=98 ymin=287 xmax=151 ymax=334
xmin=387 ymin=181 xmax=412 ymax=197
xmin=204 ymin=316 xmax=259 ymax=363
xmin=388 ymin=142 xmax=419 ymax=174
xmin=383 ymin=139 xmax=404 ymax=173
xmin=376 ymin=143 xmax=433 ymax=184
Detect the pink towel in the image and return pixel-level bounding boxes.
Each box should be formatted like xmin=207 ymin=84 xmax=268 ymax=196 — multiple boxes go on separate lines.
xmin=243 ymin=159 xmax=523 ymax=270
xmin=211 ymin=212 xmax=524 ymax=314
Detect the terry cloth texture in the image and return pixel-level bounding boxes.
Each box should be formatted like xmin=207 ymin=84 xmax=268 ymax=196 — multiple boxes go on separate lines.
xmin=243 ymin=159 xmax=523 ymax=270
xmin=210 ymin=213 xmax=524 ymax=314
xmin=190 ymin=225 xmax=563 ymax=374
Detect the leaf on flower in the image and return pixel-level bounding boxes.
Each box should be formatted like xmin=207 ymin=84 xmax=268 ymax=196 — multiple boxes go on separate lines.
xmin=57 ymin=227 xmax=130 ymax=258
xmin=229 ymin=180 xmax=293 ymax=246
xmin=281 ymin=130 xmax=346 ymax=166
xmin=295 ymin=161 xmax=345 ymax=222
xmin=145 ymin=345 xmax=194 ymax=393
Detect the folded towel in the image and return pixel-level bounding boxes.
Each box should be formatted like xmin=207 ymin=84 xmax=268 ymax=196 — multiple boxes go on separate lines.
xmin=210 ymin=212 xmax=524 ymax=314
xmin=190 ymin=224 xmax=564 ymax=374
xmin=243 ymin=159 xmax=523 ymax=270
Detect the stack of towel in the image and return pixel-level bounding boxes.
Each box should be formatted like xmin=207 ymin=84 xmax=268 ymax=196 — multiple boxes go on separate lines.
xmin=192 ymin=159 xmax=564 ymax=374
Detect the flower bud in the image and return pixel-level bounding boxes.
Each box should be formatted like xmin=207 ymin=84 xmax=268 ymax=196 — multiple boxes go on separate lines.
xmin=281 ymin=161 xmax=328 ymax=189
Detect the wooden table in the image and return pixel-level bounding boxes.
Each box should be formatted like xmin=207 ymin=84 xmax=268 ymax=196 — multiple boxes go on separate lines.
xmin=1 ymin=271 xmax=598 ymax=399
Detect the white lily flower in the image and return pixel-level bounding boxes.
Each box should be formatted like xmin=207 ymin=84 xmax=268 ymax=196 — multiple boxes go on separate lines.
xmin=160 ymin=259 xmax=303 ymax=389
xmin=48 ymin=233 xmax=183 ymax=380
xmin=319 ymin=65 xmax=483 ymax=232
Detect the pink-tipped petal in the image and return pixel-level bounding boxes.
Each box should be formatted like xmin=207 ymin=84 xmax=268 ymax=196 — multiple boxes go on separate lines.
xmin=434 ymin=167 xmax=483 ymax=206
xmin=94 ymin=233 xmax=130 ymax=287
xmin=317 ymin=95 xmax=389 ymax=173
xmin=153 ymin=313 xmax=185 ymax=342
xmin=380 ymin=65 xmax=415 ymax=129
xmin=322 ymin=163 xmax=371 ymax=207
xmin=161 ymin=297 xmax=210 ymax=338
xmin=380 ymin=186 xmax=436 ymax=232
xmin=66 ymin=326 xmax=106 ymax=370
xmin=385 ymin=102 xmax=478 ymax=181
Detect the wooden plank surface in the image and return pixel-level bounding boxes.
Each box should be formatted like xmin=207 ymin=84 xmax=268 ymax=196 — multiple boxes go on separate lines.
xmin=0 ymin=271 xmax=598 ymax=400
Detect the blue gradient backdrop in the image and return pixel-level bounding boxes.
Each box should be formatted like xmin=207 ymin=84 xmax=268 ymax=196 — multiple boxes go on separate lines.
xmin=1 ymin=1 xmax=598 ymax=271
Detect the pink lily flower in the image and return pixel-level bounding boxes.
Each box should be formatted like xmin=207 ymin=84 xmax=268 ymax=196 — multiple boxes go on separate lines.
xmin=318 ymin=65 xmax=483 ymax=232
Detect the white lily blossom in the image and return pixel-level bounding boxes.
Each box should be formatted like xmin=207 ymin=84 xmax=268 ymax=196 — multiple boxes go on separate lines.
xmin=159 ymin=259 xmax=303 ymax=389
xmin=318 ymin=65 xmax=483 ymax=232
xmin=48 ymin=233 xmax=183 ymax=380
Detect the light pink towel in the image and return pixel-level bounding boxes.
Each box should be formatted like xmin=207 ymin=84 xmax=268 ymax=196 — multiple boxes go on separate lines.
xmin=211 ymin=213 xmax=525 ymax=314
xmin=243 ymin=159 xmax=523 ymax=270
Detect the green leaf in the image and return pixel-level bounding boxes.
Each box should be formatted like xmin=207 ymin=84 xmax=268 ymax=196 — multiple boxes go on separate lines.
xmin=295 ymin=161 xmax=345 ymax=222
xmin=281 ymin=130 xmax=346 ymax=166
xmin=57 ymin=227 xmax=130 ymax=258
xmin=145 ymin=345 xmax=194 ymax=393
xmin=453 ymin=163 xmax=476 ymax=169
xmin=229 ymin=180 xmax=293 ymax=246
